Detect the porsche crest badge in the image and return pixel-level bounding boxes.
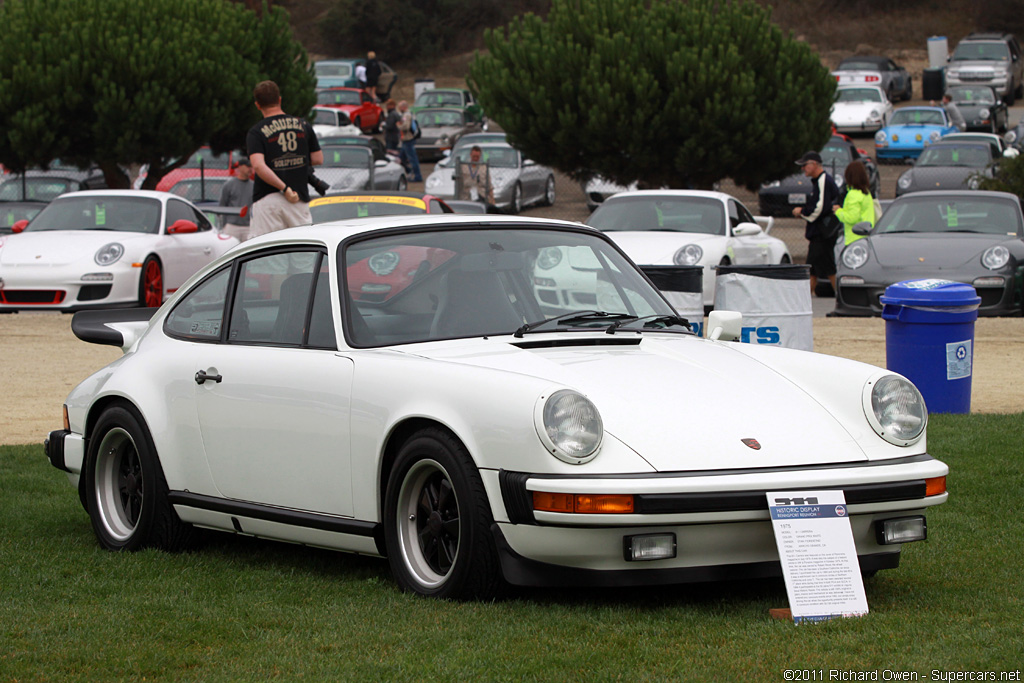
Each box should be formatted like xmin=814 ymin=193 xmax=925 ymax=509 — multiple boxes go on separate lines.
xmin=741 ymin=438 xmax=761 ymax=450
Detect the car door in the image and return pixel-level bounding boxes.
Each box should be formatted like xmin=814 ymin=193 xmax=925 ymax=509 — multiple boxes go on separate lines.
xmin=191 ymin=248 xmax=355 ymax=517
xmin=727 ymin=199 xmax=773 ymax=264
xmin=161 ymin=198 xmax=220 ymax=292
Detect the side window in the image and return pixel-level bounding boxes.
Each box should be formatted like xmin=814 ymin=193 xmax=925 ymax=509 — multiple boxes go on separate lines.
xmin=307 ymin=259 xmax=337 ymax=349
xmin=165 ymin=199 xmax=199 ymax=231
xmin=736 ymin=202 xmax=756 ymax=226
xmin=165 ymin=268 xmax=230 ymax=341
xmin=228 ymin=250 xmax=324 ymax=346
xmin=429 ymin=199 xmax=446 ymax=213
xmin=727 ymin=200 xmax=741 ymax=228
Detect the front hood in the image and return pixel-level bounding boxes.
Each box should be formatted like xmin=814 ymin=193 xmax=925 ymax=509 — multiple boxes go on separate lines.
xmin=902 ymin=167 xmax=977 ymax=190
xmin=870 ymin=232 xmax=997 ymax=267
xmin=832 ymin=103 xmax=884 ymax=121
xmin=0 ymin=231 xmax=149 ymax=266
xmin=411 ymin=336 xmax=866 ymax=471
xmin=604 ymin=232 xmax=721 ymax=265
xmin=886 ymin=124 xmax=943 ymax=136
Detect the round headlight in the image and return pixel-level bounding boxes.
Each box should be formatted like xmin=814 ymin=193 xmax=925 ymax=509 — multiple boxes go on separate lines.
xmin=368 ymin=251 xmax=400 ymax=276
xmin=842 ymin=241 xmax=869 ymax=270
xmin=673 ymin=244 xmax=703 ymax=266
xmin=94 ymin=243 xmax=124 ymax=266
xmin=982 ymin=245 xmax=1010 ymax=270
xmin=869 ymin=109 xmax=880 ymax=119
xmin=979 ymin=108 xmax=991 ymax=119
xmin=863 ymin=375 xmax=927 ymax=445
xmin=425 ymin=175 xmax=441 ymax=189
xmin=1005 ymin=130 xmax=1018 ymax=144
xmin=928 ymin=131 xmax=941 ymax=142
xmin=897 ymin=173 xmax=912 ymax=189
xmin=536 ymin=247 xmax=563 ymax=270
xmin=875 ymin=131 xmax=887 ymax=143
xmin=536 ymin=389 xmax=603 ymax=464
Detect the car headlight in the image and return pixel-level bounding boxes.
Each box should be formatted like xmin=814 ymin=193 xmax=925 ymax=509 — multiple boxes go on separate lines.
xmin=368 ymin=251 xmax=400 ymax=276
xmin=863 ymin=374 xmax=927 ymax=446
xmin=967 ymin=176 xmax=981 ymax=190
xmin=928 ymin=131 xmax=941 ymax=142
xmin=673 ymin=244 xmax=703 ymax=266
xmin=1005 ymin=130 xmax=1018 ymax=144
xmin=897 ymin=173 xmax=913 ymax=189
xmin=875 ymin=130 xmax=887 ymax=143
xmin=982 ymin=245 xmax=1010 ymax=270
xmin=979 ymin=108 xmax=991 ymax=120
xmin=869 ymin=109 xmax=881 ymax=120
xmin=536 ymin=247 xmax=562 ymax=270
xmin=94 ymin=243 xmax=124 ymax=266
xmin=762 ymin=180 xmax=781 ymax=188
xmin=947 ymin=69 xmax=960 ymax=79
xmin=842 ymin=241 xmax=869 ymax=269
xmin=425 ymin=175 xmax=441 ymax=189
xmin=535 ymin=389 xmax=603 ymax=464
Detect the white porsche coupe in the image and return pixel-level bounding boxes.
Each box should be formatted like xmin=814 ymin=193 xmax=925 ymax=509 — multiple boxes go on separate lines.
xmin=45 ymin=215 xmax=947 ymax=600
xmin=0 ymin=190 xmax=238 ymax=310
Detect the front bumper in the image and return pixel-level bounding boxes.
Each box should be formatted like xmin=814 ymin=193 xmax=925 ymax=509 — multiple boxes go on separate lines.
xmin=486 ymin=455 xmax=947 ymax=586
xmin=0 ymin=266 xmax=139 ymax=311
xmin=835 ymin=272 xmax=1022 ymax=316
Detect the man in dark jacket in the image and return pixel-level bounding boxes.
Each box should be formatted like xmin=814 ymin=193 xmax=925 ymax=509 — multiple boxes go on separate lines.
xmin=364 ymin=51 xmax=382 ymax=101
xmin=792 ymin=151 xmax=840 ymax=296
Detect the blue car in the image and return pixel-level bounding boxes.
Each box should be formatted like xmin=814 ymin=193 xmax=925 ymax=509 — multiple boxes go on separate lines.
xmin=874 ymin=107 xmax=959 ymax=162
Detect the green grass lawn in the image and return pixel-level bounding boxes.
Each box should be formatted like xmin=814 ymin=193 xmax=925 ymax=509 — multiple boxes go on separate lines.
xmin=2 ymin=414 xmax=1022 ymax=681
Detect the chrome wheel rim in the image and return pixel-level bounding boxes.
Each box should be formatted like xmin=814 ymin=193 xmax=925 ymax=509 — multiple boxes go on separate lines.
xmin=95 ymin=427 xmax=143 ymax=542
xmin=396 ymin=459 xmax=460 ymax=588
xmin=545 ymin=177 xmax=555 ymax=204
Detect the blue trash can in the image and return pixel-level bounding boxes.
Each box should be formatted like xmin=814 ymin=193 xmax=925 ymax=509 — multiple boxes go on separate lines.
xmin=880 ymin=279 xmax=981 ymax=414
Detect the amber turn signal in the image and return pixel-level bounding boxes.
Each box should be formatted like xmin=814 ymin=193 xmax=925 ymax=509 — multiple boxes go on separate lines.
xmin=925 ymin=476 xmax=946 ymax=497
xmin=533 ymin=492 xmax=635 ymax=513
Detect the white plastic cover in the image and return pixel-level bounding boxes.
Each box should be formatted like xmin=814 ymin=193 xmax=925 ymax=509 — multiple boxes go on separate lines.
xmin=713 ymin=270 xmax=813 ymax=351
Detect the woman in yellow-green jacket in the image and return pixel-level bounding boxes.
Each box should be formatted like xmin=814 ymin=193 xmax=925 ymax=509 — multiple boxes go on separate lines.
xmin=832 ymin=160 xmax=876 ymax=246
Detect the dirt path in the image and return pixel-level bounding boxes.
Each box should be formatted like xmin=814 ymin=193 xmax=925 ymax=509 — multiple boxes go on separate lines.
xmin=1 ymin=313 xmax=1021 ymax=446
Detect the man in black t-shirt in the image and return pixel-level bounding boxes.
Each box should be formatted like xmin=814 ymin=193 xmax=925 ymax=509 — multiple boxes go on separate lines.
xmin=792 ymin=151 xmax=840 ymax=296
xmin=246 ymin=80 xmax=323 ymax=238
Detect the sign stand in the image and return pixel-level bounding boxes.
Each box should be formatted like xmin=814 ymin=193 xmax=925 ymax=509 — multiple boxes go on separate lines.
xmin=767 ymin=490 xmax=869 ymax=623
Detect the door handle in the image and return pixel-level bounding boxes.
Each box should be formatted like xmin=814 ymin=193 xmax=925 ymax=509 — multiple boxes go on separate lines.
xmin=195 ymin=370 xmax=222 ymax=385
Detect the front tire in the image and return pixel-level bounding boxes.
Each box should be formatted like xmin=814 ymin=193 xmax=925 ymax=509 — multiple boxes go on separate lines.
xmin=397 ymin=175 xmax=408 ymax=191
xmin=139 ymin=256 xmax=163 ymax=308
xmin=383 ymin=428 xmax=503 ymax=600
xmin=541 ymin=176 xmax=556 ymax=206
xmin=85 ymin=404 xmax=193 ymax=551
xmin=508 ymin=183 xmax=522 ymax=214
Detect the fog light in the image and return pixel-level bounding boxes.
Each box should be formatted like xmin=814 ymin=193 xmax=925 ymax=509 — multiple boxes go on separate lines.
xmin=840 ymin=275 xmax=865 ymax=285
xmin=81 ymin=273 xmax=114 ymax=282
xmin=876 ymin=516 xmax=927 ymax=545
xmin=973 ymin=276 xmax=1005 ymax=288
xmin=624 ymin=533 xmax=676 ymax=561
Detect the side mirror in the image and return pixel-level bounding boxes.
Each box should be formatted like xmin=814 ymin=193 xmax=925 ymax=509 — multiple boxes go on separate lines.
xmin=11 ymin=219 xmax=28 ymax=233
xmin=168 ymin=219 xmax=198 ymax=234
xmin=375 ymin=159 xmax=388 ymax=167
xmin=239 ymin=206 xmax=248 ymax=218
xmin=707 ymin=310 xmax=742 ymax=342
xmin=523 ymin=159 xmax=536 ymax=167
xmin=852 ymin=221 xmax=872 ymax=236
xmin=732 ymin=222 xmax=762 ymax=236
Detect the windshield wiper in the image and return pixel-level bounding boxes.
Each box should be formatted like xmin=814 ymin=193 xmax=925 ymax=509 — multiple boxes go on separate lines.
xmin=513 ymin=310 xmax=637 ymax=338
xmin=605 ymin=314 xmax=693 ymax=335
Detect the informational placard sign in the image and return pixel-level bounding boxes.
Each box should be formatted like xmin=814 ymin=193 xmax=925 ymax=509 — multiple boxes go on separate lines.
xmin=767 ymin=490 xmax=869 ymax=623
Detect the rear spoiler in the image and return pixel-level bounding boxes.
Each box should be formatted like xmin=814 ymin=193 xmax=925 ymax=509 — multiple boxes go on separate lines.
xmin=71 ymin=308 xmax=158 ymax=353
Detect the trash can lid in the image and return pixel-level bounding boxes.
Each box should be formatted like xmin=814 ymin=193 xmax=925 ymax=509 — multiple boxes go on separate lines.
xmin=640 ymin=265 xmax=703 ymax=293
xmin=880 ymin=279 xmax=981 ymax=307
xmin=715 ymin=264 xmax=810 ymax=280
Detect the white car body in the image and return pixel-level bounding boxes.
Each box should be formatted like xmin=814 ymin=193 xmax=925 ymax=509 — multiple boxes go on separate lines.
xmin=586 ymin=190 xmax=789 ymax=307
xmin=311 ymin=106 xmax=361 ymax=139
xmin=424 ymin=143 xmax=554 ymax=213
xmin=831 ymin=85 xmax=894 ymax=134
xmin=0 ymin=190 xmax=238 ymax=310
xmin=46 ymin=215 xmax=947 ymax=600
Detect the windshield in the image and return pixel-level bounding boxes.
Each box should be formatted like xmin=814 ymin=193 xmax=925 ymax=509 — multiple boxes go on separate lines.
xmin=455 ymin=146 xmax=518 ymax=168
xmin=182 ymin=148 xmax=230 ymax=170
xmin=0 ymin=177 xmax=78 ymax=201
xmin=915 ymin=144 xmax=991 ymax=167
xmin=836 ymin=88 xmax=883 ymax=103
xmin=311 ymin=197 xmax=427 ymax=223
xmin=837 ymin=60 xmax=885 ymax=71
xmin=588 ymin=196 xmax=726 ymax=235
xmin=170 ymin=178 xmax=228 ymax=202
xmin=952 ymin=42 xmax=1010 ymax=61
xmin=890 ymin=109 xmax=946 ymax=126
xmin=876 ymin=196 xmax=1021 ymax=236
xmin=1 ymin=202 xmax=44 ymax=229
xmin=949 ymin=86 xmax=997 ymax=104
xmin=415 ymin=91 xmax=465 ymax=108
xmin=820 ymin=142 xmax=854 ymax=167
xmin=313 ymin=109 xmax=349 ymax=127
xmin=342 ymin=227 xmax=675 ymax=345
xmin=418 ymin=110 xmax=465 ymax=127
xmin=317 ymin=90 xmax=361 ymax=106
xmin=24 ymin=196 xmax=162 ymax=234
xmin=316 ymin=63 xmax=352 ymax=77
xmin=321 ymin=146 xmax=371 ymax=169
xmin=451 ymin=134 xmax=507 ymax=155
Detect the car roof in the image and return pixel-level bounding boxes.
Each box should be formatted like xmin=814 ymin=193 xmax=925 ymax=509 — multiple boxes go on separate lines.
xmin=56 ymin=189 xmax=173 ymax=201
xmin=837 ymin=55 xmax=891 ymax=66
xmin=836 ymin=84 xmax=886 ymax=92
xmin=415 ymin=107 xmax=465 ymax=114
xmin=891 ymin=189 xmax=1019 ymax=201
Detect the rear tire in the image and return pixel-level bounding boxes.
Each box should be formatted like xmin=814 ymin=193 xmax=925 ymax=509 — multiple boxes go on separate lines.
xmin=508 ymin=183 xmax=522 ymax=214
xmin=541 ymin=176 xmax=556 ymax=206
xmin=85 ymin=404 xmax=193 ymax=551
xmin=397 ymin=175 xmax=408 ymax=191
xmin=383 ymin=428 xmax=503 ymax=600
xmin=139 ymin=256 xmax=163 ymax=308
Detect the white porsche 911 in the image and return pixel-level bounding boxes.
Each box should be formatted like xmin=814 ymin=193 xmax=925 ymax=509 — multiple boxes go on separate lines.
xmin=586 ymin=190 xmax=790 ymax=307
xmin=831 ymin=85 xmax=894 ymax=134
xmin=45 ymin=215 xmax=947 ymax=600
xmin=0 ymin=190 xmax=238 ymax=310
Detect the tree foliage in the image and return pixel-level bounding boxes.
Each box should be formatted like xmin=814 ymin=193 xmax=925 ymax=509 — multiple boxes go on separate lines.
xmin=976 ymin=154 xmax=1024 ymax=204
xmin=0 ymin=0 xmax=316 ymax=189
xmin=468 ymin=0 xmax=836 ymax=190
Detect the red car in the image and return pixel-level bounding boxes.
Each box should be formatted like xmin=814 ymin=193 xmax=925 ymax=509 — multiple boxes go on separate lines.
xmin=316 ymin=87 xmax=384 ymax=134
xmin=154 ymin=147 xmax=236 ymax=193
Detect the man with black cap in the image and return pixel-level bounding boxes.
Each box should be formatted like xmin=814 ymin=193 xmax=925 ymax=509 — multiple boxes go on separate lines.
xmin=792 ymin=151 xmax=840 ymax=296
xmin=218 ymin=156 xmax=253 ymax=242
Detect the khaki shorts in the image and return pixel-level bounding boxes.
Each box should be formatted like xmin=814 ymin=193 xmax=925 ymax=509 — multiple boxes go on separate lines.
xmin=250 ymin=192 xmax=312 ymax=238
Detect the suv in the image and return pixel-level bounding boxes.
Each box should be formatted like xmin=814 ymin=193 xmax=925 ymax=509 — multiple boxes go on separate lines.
xmin=946 ymin=32 xmax=1023 ymax=104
